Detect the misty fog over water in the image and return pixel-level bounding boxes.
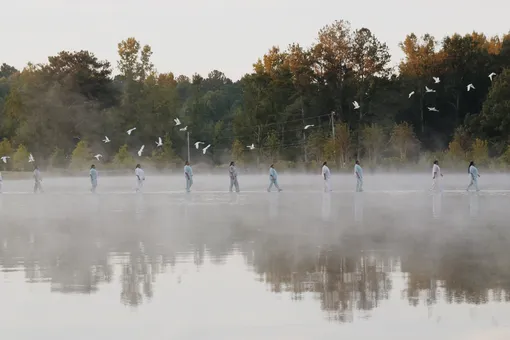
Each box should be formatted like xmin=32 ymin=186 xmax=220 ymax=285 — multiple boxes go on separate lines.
xmin=1 ymin=173 xmax=510 ymax=340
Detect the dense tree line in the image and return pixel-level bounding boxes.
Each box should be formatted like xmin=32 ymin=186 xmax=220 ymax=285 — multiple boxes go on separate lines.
xmin=1 ymin=20 xmax=510 ymax=171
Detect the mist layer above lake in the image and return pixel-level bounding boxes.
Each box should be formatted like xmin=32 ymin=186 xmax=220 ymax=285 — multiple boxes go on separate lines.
xmin=1 ymin=174 xmax=510 ymax=340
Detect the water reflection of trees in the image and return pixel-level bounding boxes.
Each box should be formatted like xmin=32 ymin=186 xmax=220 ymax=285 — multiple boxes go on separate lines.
xmin=120 ymin=242 xmax=157 ymax=306
xmin=401 ymin=225 xmax=510 ymax=306
xmin=1 ymin=196 xmax=510 ymax=321
xmin=249 ymin=236 xmax=394 ymax=322
xmin=441 ymin=254 xmax=510 ymax=305
xmin=0 ymin=200 xmax=243 ymax=307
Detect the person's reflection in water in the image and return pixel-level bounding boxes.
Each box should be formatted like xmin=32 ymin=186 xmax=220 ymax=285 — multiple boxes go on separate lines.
xmin=90 ymin=188 xmax=101 ymax=222
xmin=469 ymin=192 xmax=479 ymax=217
xmin=229 ymin=192 xmax=240 ymax=205
xmin=432 ymin=192 xmax=442 ymax=219
xmin=268 ymin=192 xmax=280 ymax=219
xmin=321 ymin=192 xmax=331 ymax=221
xmin=183 ymin=191 xmax=193 ymax=218
xmin=135 ymin=192 xmax=145 ymax=223
xmin=354 ymin=193 xmax=364 ymax=223
xmin=35 ymin=193 xmax=45 ymax=228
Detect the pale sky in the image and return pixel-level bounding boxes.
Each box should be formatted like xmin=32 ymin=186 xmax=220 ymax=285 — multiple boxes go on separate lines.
xmin=1 ymin=0 xmax=508 ymax=80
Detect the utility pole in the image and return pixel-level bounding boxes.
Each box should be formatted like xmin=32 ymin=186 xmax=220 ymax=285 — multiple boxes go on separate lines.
xmin=331 ymin=111 xmax=336 ymax=138
xmin=303 ymin=132 xmax=308 ymax=163
xmin=301 ymin=102 xmax=308 ymax=163
xmin=357 ymin=94 xmax=364 ymax=160
xmin=331 ymin=111 xmax=336 ymax=168
xmin=257 ymin=125 xmax=261 ymax=167
xmin=187 ymin=131 xmax=190 ymax=162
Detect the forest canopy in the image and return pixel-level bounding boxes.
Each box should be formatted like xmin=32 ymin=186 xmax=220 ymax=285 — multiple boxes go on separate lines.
xmin=1 ymin=20 xmax=510 ymax=171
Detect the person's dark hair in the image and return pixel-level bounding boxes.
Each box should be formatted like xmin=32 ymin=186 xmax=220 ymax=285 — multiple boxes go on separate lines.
xmin=434 ymin=160 xmax=438 ymax=165
xmin=230 ymin=161 xmax=235 ymax=166
xmin=185 ymin=161 xmax=189 ymax=165
xmin=356 ymin=160 xmax=360 ymax=165
xmin=136 ymin=164 xmax=140 ymax=168
xmin=323 ymin=161 xmax=327 ymax=166
xmin=468 ymin=161 xmax=474 ymax=173
xmin=270 ymin=164 xmax=274 ymax=168
xmin=91 ymin=164 xmax=95 ymax=169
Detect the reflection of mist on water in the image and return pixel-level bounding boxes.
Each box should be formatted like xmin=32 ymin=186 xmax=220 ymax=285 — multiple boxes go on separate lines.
xmin=268 ymin=193 xmax=279 ymax=219
xmin=321 ymin=193 xmax=331 ymax=221
xmin=432 ymin=192 xmax=442 ymax=219
xmin=1 ymin=174 xmax=510 ymax=339
xmin=469 ymin=192 xmax=479 ymax=217
xmin=354 ymin=193 xmax=363 ymax=223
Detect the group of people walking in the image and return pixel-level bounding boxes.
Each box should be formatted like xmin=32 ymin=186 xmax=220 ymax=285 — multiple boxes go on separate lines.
xmin=321 ymin=160 xmax=364 ymax=193
xmin=86 ymin=161 xmax=278 ymax=194
xmin=89 ymin=159 xmax=481 ymax=194
xmin=321 ymin=159 xmax=481 ymax=193
xmin=185 ymin=161 xmax=281 ymax=193
xmin=0 ymin=159 xmax=483 ymax=194
xmin=430 ymin=160 xmax=481 ymax=192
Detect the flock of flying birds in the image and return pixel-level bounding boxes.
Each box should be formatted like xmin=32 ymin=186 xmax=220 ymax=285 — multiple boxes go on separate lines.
xmin=0 ymin=72 xmax=499 ymax=166
xmin=0 ymin=118 xmax=259 ymax=165
xmin=94 ymin=117 xmax=262 ymax=161
xmin=309 ymin=73 xmax=498 ymax=122
xmin=350 ymin=73 xmax=497 ymax=113
xmin=1 ymin=153 xmax=34 ymax=165
xmin=402 ymin=72 xmax=497 ymax=113
xmin=305 ymin=73 xmax=498 ymax=132
xmin=93 ymin=118 xmax=216 ymax=161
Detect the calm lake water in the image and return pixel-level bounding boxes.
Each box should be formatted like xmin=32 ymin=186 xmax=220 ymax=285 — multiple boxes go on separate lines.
xmin=1 ymin=174 xmax=510 ymax=339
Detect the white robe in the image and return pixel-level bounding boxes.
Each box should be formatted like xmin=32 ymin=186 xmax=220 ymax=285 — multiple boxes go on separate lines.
xmin=322 ymin=165 xmax=332 ymax=192
xmin=135 ymin=168 xmax=145 ymax=191
xmin=431 ymin=164 xmax=441 ymax=191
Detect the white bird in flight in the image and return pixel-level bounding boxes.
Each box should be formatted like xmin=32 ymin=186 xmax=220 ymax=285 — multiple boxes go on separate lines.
xmin=103 ymin=136 xmax=110 ymax=143
xmin=94 ymin=154 xmax=102 ymax=161
xmin=194 ymin=141 xmax=204 ymax=149
xmin=179 ymin=126 xmax=188 ymax=131
xmin=127 ymin=128 xmax=136 ymax=135
xmin=1 ymin=156 xmax=10 ymax=164
xmin=353 ymin=101 xmax=360 ymax=109
xmin=138 ymin=145 xmax=145 ymax=157
xmin=409 ymin=91 xmax=415 ymax=98
xmin=304 ymin=125 xmax=314 ymax=130
xmin=433 ymin=77 xmax=440 ymax=84
xmin=489 ymin=72 xmax=497 ymax=81
xmin=428 ymin=107 xmax=439 ymax=112
xmin=467 ymin=84 xmax=475 ymax=91
xmin=155 ymin=137 xmax=163 ymax=147
xmin=425 ymin=86 xmax=436 ymax=93
xmin=174 ymin=118 xmax=181 ymax=126
xmin=202 ymin=144 xmax=211 ymax=154
xmin=28 ymin=153 xmax=35 ymax=163
xmin=247 ymin=144 xmax=255 ymax=150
